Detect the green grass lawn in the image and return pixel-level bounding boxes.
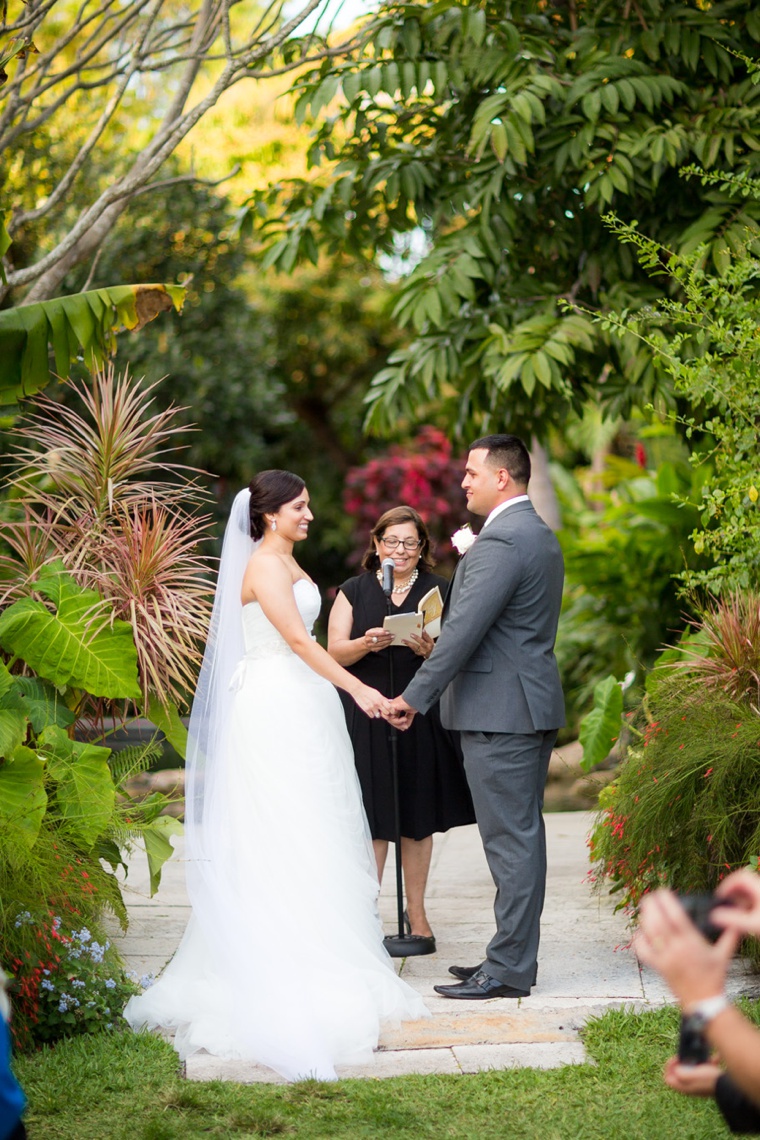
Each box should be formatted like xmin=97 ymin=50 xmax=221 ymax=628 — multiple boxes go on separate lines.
xmin=14 ymin=1007 xmax=740 ymax=1139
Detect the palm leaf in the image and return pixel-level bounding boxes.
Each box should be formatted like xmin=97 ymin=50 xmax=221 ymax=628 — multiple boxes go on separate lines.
xmin=0 ymin=284 xmax=185 ymax=407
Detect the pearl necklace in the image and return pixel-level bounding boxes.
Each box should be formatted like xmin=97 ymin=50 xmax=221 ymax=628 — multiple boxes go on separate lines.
xmin=376 ymin=566 xmax=419 ymax=594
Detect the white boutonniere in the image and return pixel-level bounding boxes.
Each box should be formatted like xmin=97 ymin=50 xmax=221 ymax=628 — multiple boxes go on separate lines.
xmin=450 ymin=524 xmax=476 ymax=555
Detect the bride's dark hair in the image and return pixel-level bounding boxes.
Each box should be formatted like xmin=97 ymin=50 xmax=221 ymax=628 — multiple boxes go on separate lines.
xmin=248 ymin=470 xmax=306 ymax=540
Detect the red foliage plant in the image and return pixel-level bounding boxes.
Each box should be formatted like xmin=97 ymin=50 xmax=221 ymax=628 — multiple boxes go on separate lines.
xmin=675 ymin=591 xmax=760 ymax=710
xmin=343 ymin=427 xmax=469 ymax=567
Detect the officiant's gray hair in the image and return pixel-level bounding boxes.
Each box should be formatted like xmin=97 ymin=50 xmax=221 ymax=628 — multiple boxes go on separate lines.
xmin=361 ymin=506 xmax=436 ymax=573
xmin=470 ymin=434 xmax=531 ymax=487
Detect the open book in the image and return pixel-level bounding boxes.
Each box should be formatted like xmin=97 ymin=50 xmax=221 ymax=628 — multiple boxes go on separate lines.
xmin=382 ymin=585 xmax=444 ymax=646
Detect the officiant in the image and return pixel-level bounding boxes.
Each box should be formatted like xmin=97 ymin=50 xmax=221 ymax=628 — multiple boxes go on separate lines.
xmin=328 ymin=505 xmax=475 ymax=948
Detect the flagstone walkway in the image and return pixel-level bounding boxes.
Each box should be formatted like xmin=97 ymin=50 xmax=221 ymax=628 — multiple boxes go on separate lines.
xmin=112 ymin=811 xmax=760 ymax=1083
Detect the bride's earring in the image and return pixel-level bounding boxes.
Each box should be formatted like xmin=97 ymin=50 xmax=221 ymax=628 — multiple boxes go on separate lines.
xmin=270 ymin=518 xmax=277 ymax=532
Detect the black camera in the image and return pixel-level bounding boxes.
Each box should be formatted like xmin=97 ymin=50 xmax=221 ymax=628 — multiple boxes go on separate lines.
xmin=677 ymin=892 xmax=736 ymax=944
xmin=678 ymin=1015 xmax=712 ymax=1065
xmin=675 ymin=892 xmax=737 ymax=1064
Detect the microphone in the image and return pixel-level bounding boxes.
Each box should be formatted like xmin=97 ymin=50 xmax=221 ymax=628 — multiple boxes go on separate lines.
xmin=381 ymin=557 xmax=395 ymax=597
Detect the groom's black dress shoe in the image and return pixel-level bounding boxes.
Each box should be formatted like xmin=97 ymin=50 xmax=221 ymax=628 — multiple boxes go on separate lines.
xmin=448 ymin=964 xmax=480 ymax=980
xmin=448 ymin=964 xmax=538 ymax=984
xmin=433 ymin=969 xmax=529 ymax=1000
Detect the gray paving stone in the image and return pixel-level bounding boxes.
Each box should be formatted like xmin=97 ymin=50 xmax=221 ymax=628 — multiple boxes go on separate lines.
xmin=185 ymin=1056 xmax=288 ymax=1084
xmin=453 ymin=1041 xmax=588 ymax=1072
xmin=336 ymin=1048 xmax=461 ymax=1079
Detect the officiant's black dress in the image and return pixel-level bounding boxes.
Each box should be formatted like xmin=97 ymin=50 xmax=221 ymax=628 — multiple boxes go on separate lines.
xmin=337 ymin=570 xmax=475 ymax=841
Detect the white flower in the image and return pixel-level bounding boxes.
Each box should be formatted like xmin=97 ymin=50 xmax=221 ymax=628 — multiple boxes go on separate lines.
xmin=450 ymin=524 xmax=476 ymax=555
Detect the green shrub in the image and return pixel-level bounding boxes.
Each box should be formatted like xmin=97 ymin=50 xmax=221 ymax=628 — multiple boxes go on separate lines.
xmin=0 ymin=825 xmax=142 ymax=1051
xmin=590 ymin=679 xmax=760 ymax=914
xmin=7 ymin=911 xmax=140 ymax=1052
xmin=554 ymin=455 xmax=705 ymax=726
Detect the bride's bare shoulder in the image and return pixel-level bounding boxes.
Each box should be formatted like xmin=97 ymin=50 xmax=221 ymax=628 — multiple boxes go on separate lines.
xmin=242 ymin=549 xmax=293 ymax=603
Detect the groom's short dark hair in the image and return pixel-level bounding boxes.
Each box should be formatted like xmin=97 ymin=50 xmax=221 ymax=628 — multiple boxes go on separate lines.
xmin=469 ymin=434 xmax=531 ymax=487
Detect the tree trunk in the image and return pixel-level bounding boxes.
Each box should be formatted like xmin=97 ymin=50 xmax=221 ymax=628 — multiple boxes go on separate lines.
xmin=528 ymin=437 xmax=562 ymax=531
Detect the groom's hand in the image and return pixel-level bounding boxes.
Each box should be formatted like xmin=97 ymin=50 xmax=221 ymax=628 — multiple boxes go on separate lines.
xmin=384 ymin=695 xmax=416 ymax=730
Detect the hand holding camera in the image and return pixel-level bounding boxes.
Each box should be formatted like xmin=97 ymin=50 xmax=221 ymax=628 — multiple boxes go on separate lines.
xmin=636 ymin=873 xmax=760 ymax=1129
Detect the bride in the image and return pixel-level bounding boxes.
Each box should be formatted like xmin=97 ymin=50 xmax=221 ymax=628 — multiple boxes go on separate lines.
xmin=124 ymin=471 xmax=428 ymax=1080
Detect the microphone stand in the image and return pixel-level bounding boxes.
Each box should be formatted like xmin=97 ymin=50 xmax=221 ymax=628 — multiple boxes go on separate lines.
xmin=381 ymin=561 xmax=436 ymax=958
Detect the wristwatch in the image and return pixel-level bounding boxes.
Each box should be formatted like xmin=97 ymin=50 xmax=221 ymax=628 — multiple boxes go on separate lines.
xmin=682 ymin=994 xmax=731 ymax=1033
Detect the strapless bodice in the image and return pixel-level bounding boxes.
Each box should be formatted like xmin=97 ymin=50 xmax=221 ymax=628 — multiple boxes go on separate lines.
xmin=240 ymin=578 xmax=321 ymax=661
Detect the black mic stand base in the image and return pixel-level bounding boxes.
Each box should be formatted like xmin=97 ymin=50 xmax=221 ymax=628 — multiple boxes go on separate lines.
xmin=383 ymin=933 xmax=437 ymax=957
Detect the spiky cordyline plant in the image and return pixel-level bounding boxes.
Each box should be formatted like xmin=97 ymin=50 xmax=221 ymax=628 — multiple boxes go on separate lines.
xmin=2 ymin=366 xmax=215 ymax=711
xmin=675 ymin=591 xmax=760 ymax=712
xmin=8 ymin=364 xmax=206 ymax=520
xmin=84 ymin=500 xmax=214 ymax=707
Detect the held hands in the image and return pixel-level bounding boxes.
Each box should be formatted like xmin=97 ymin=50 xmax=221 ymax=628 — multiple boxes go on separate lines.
xmin=352 ymin=686 xmax=416 ymax=727
xmin=353 ymin=684 xmax=394 ymax=721
xmin=383 ymin=695 xmax=416 ymax=730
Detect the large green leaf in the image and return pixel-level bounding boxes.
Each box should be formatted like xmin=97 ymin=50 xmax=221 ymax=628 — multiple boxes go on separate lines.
xmin=14 ymin=675 xmax=76 ymax=733
xmin=0 ymin=283 xmax=185 ymax=406
xmin=0 ymin=660 xmax=28 ymax=758
xmin=0 ymin=745 xmax=47 ymax=849
xmin=0 ymin=562 xmax=140 ymax=698
xmin=579 ymin=675 xmax=624 ymax=773
xmin=40 ymin=724 xmax=115 ymax=847
xmin=141 ymin=814 xmax=183 ymax=895
xmin=0 ymin=690 xmax=28 ymax=759
xmin=141 ymin=697 xmax=188 ymax=760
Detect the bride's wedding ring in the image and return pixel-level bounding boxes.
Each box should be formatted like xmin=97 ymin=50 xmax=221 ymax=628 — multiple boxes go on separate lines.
xmin=372 ymin=636 xmax=378 ymax=643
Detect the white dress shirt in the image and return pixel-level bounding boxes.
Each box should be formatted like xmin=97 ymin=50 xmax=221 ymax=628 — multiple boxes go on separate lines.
xmin=482 ymin=494 xmax=531 ymax=529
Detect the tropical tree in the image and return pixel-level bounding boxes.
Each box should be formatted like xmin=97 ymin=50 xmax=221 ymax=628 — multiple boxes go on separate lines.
xmin=0 ymin=0 xmax=392 ymax=305
xmin=248 ymin=0 xmax=760 ymax=441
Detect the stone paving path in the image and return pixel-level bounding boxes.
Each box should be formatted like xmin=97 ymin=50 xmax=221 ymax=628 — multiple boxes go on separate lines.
xmin=113 ymin=811 xmax=760 ymax=1083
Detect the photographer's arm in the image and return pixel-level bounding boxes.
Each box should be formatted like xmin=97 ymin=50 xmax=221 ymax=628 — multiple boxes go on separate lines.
xmin=702 ymin=1007 xmax=760 ymax=1113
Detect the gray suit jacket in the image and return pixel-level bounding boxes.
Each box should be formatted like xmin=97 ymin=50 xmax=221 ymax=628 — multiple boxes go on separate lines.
xmin=403 ymin=501 xmax=565 ymax=733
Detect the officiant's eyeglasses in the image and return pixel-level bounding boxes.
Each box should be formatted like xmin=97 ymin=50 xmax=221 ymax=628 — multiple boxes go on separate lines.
xmin=380 ymin=536 xmax=423 ymax=551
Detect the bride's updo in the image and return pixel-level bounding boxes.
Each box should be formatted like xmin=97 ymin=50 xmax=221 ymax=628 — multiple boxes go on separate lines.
xmin=248 ymin=470 xmax=306 ymax=540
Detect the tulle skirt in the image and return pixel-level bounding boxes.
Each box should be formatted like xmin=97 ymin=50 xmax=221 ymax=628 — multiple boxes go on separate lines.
xmin=123 ymin=653 xmax=428 ymax=1080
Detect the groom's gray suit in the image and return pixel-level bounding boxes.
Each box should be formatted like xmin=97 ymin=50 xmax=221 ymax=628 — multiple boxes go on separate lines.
xmin=403 ymin=499 xmax=564 ymax=990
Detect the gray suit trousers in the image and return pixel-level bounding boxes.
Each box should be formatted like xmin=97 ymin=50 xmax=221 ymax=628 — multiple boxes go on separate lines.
xmin=460 ymin=727 xmax=557 ymax=990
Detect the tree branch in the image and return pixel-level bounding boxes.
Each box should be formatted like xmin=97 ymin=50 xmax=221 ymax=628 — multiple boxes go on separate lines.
xmin=1 ymin=0 xmax=375 ymax=299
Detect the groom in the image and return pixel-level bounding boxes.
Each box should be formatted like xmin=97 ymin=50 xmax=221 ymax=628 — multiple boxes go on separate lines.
xmin=388 ymin=434 xmax=564 ymax=999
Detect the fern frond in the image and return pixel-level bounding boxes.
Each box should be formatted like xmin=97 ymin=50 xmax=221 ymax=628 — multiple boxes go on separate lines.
xmin=108 ymin=739 xmax=163 ymax=788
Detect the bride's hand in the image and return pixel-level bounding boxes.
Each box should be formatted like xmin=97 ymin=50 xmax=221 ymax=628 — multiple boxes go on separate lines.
xmin=352 ymin=684 xmax=392 ymax=720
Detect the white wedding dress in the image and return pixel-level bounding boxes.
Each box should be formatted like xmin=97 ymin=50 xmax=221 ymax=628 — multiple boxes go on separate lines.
xmin=124 ymin=580 xmax=428 ymax=1080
